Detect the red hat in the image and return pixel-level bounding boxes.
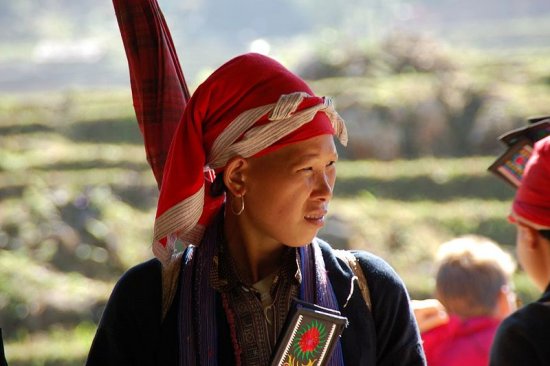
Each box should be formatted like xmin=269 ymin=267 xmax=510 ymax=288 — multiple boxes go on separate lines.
xmin=152 ymin=53 xmax=347 ymax=264
xmin=511 ymin=136 xmax=550 ymax=230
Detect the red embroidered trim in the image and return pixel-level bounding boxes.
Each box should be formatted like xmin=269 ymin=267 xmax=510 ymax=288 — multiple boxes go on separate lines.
xmin=221 ymin=292 xmax=242 ymax=366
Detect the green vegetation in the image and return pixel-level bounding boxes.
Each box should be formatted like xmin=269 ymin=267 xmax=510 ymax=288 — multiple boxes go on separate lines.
xmin=5 ymin=323 xmax=95 ymax=366
xmin=1 ymin=39 xmax=547 ymax=363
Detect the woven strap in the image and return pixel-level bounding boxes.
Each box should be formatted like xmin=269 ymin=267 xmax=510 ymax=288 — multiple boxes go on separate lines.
xmin=160 ymin=249 xmax=372 ymax=321
xmin=334 ymin=250 xmax=372 ymax=311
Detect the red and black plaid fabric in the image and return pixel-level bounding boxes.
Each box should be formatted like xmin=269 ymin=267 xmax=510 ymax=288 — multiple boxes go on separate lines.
xmin=113 ymin=0 xmax=190 ymax=187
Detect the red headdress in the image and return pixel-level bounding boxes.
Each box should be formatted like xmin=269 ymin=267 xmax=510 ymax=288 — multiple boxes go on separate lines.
xmin=511 ymin=136 xmax=550 ymax=230
xmin=152 ymin=53 xmax=347 ymax=264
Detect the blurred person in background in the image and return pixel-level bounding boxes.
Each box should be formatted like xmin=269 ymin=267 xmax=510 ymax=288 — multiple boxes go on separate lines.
xmin=490 ymin=135 xmax=550 ymax=365
xmin=0 ymin=329 xmax=6 ymax=366
xmin=413 ymin=235 xmax=517 ymax=366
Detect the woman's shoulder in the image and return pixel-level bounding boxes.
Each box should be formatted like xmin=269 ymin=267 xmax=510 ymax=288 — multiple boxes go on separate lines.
xmin=106 ymin=258 xmax=163 ymax=311
xmin=317 ymin=238 xmax=409 ymax=304
xmin=116 ymin=258 xmax=162 ymax=290
xmin=493 ymin=298 xmax=550 ymax=351
xmin=347 ymin=249 xmax=414 ymax=313
xmin=316 ymin=239 xmax=425 ymax=364
xmin=490 ymin=299 xmax=550 ymax=365
xmin=350 ymin=250 xmax=402 ymax=282
xmin=317 ymin=238 xmax=403 ymax=286
xmin=498 ymin=298 xmax=550 ymax=335
xmin=86 ymin=258 xmax=167 ymax=364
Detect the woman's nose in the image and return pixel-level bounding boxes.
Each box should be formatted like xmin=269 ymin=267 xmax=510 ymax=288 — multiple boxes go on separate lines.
xmin=312 ymin=171 xmax=334 ymax=201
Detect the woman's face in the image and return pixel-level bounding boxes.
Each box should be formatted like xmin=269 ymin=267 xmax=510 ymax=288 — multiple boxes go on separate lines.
xmin=239 ymin=134 xmax=338 ymax=249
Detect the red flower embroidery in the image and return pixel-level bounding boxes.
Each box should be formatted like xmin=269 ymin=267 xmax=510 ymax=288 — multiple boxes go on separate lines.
xmin=515 ymin=156 xmax=525 ymax=165
xmin=291 ymin=319 xmax=327 ymax=362
xmin=299 ymin=326 xmax=320 ymax=353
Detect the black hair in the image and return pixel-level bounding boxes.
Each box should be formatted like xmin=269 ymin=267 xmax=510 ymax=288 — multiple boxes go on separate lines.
xmin=210 ymin=172 xmax=226 ymax=197
xmin=540 ymin=229 xmax=550 ymax=242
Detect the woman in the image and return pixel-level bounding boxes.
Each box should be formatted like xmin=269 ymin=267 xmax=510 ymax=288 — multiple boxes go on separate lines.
xmin=86 ymin=2 xmax=425 ymax=365
xmin=490 ymin=136 xmax=550 ymax=365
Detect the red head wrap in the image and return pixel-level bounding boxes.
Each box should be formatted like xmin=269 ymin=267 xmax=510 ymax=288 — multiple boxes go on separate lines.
xmin=152 ymin=53 xmax=347 ymax=264
xmin=511 ymin=136 xmax=550 ymax=230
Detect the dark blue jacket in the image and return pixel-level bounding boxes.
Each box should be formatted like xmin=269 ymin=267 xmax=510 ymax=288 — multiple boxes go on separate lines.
xmin=490 ymin=283 xmax=550 ymax=366
xmin=87 ymin=241 xmax=425 ymax=365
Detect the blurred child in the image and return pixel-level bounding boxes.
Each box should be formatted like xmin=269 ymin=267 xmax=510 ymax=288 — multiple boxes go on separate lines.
xmin=415 ymin=235 xmax=517 ymax=366
xmin=490 ymin=136 xmax=550 ymax=365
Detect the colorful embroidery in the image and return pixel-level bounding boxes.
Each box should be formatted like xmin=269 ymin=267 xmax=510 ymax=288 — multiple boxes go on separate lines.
xmin=293 ymin=320 xmax=326 ymax=360
xmin=278 ymin=317 xmax=334 ymax=366
xmin=497 ymin=144 xmax=533 ymax=187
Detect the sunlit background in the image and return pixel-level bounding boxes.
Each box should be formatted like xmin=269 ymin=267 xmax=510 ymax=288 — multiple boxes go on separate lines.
xmin=2 ymin=0 xmax=550 ymax=364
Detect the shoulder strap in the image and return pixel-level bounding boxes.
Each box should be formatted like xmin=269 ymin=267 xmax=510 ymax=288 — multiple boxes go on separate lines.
xmin=334 ymin=250 xmax=372 ymax=311
xmin=160 ymin=248 xmax=372 ymax=320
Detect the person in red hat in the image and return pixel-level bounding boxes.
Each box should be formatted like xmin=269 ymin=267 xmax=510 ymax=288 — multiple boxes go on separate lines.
xmin=490 ymin=135 xmax=550 ymax=365
xmin=86 ymin=2 xmax=426 ymax=365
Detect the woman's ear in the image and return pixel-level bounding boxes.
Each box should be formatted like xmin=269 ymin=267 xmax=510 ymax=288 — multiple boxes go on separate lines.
xmin=223 ymin=156 xmax=248 ymax=197
xmin=523 ymin=225 xmax=539 ymax=250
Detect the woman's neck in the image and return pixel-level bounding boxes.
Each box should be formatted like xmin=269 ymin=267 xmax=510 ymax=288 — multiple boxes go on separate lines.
xmin=224 ymin=211 xmax=287 ymax=284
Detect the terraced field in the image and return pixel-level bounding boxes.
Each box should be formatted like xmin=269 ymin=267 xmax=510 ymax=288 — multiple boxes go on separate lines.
xmin=0 ymin=90 xmax=539 ymax=365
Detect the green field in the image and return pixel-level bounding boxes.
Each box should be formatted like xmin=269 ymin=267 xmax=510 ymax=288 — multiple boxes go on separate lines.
xmin=0 ymin=88 xmax=541 ymax=365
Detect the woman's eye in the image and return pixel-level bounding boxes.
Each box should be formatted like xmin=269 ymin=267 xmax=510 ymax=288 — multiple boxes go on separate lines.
xmin=327 ymin=161 xmax=336 ymax=167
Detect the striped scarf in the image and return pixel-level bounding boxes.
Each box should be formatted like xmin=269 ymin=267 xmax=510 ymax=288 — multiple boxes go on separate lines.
xmin=178 ymin=212 xmax=344 ymax=366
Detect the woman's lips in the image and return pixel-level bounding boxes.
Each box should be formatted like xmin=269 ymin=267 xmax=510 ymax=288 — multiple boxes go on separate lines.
xmin=304 ymin=211 xmax=327 ymax=226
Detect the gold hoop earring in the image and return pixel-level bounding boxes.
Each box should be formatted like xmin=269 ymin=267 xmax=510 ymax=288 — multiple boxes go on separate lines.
xmin=231 ymin=194 xmax=245 ymax=216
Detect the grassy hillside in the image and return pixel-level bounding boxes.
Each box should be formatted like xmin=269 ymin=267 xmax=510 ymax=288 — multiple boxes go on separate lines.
xmin=0 ymin=87 xmax=541 ymax=364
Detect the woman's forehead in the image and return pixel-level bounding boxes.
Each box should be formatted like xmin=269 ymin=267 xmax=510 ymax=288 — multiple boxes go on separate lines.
xmin=247 ymin=135 xmax=336 ymax=169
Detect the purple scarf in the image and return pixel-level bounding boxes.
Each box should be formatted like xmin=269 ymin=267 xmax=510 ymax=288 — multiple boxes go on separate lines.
xmin=178 ymin=212 xmax=344 ymax=365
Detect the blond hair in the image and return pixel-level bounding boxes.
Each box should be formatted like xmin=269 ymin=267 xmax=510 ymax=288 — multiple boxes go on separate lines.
xmin=435 ymin=235 xmax=516 ymax=318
